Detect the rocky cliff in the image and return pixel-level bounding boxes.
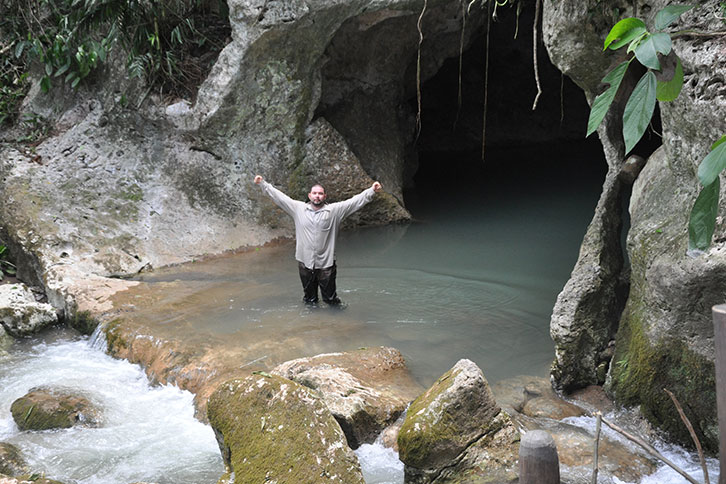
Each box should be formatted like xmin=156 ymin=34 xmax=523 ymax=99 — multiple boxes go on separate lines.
xmin=545 ymin=0 xmax=726 ymax=451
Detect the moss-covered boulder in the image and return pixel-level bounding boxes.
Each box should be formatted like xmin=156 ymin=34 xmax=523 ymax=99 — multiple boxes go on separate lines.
xmin=207 ymin=373 xmax=365 ymax=484
xmin=10 ymin=387 xmax=100 ymax=431
xmin=272 ymin=346 xmax=423 ymax=448
xmin=397 ymin=359 xmax=519 ymax=483
xmin=0 ymin=442 xmax=29 ymax=477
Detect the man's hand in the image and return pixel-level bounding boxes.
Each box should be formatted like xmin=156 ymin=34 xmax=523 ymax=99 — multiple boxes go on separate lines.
xmin=372 ymin=181 xmax=382 ymax=192
xmin=254 ymin=175 xmax=263 ymax=184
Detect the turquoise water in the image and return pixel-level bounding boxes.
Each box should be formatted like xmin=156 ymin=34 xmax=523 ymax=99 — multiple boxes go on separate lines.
xmin=134 ymin=142 xmax=608 ymax=387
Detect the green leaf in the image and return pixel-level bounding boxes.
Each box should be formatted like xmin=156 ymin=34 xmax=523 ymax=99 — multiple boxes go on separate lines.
xmin=655 ymin=5 xmax=694 ymax=30
xmin=55 ymin=62 xmax=71 ymax=77
xmin=698 ymin=136 xmax=726 ymax=186
xmin=71 ymin=77 xmax=81 ymax=89
xmin=587 ymin=61 xmax=631 ymax=137
xmin=604 ymin=18 xmax=647 ymax=50
xmin=634 ymin=33 xmax=671 ymax=70
xmin=40 ymin=76 xmax=51 ymax=93
xmin=623 ymin=71 xmax=657 ymax=153
xmin=45 ymin=63 xmax=53 ymax=76
xmin=656 ymin=56 xmax=684 ymax=101
xmin=15 ymin=41 xmax=25 ymax=58
xmin=689 ymin=178 xmax=720 ymax=251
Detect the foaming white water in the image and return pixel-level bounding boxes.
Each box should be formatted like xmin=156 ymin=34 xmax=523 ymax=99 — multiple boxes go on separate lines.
xmin=0 ymin=328 xmax=223 ymax=484
xmin=564 ymin=414 xmax=720 ymax=484
xmin=355 ymin=442 xmax=404 ymax=484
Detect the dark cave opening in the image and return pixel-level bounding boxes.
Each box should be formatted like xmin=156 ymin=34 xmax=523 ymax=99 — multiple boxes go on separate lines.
xmin=403 ymin=5 xmax=607 ymax=208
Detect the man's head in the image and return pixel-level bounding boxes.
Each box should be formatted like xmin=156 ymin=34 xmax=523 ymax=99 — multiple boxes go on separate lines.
xmin=308 ymin=184 xmax=326 ymax=206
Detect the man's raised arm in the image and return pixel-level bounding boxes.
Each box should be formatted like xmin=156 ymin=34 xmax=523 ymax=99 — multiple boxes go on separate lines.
xmin=254 ymin=175 xmax=300 ymax=216
xmin=332 ymin=181 xmax=383 ymax=220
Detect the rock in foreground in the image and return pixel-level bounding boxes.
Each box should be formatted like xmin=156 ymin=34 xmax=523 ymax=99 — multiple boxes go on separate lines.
xmin=207 ymin=373 xmax=365 ymax=484
xmin=10 ymin=387 xmax=100 ymax=431
xmin=272 ymin=346 xmax=423 ymax=448
xmin=397 ymin=359 xmax=519 ymax=483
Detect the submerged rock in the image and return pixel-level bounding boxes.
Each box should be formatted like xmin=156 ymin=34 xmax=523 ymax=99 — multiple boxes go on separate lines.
xmin=0 ymin=284 xmax=58 ymax=338
xmin=272 ymin=346 xmax=423 ymax=448
xmin=0 ymin=475 xmax=66 ymax=484
xmin=10 ymin=387 xmax=100 ymax=431
xmin=493 ymin=376 xmax=656 ymax=483
xmin=0 ymin=443 xmax=28 ymax=477
xmin=207 ymin=373 xmax=365 ymax=484
xmin=397 ymin=359 xmax=519 ymax=483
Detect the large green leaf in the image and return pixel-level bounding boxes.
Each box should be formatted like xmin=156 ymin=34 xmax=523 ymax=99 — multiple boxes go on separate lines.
xmin=656 ymin=56 xmax=684 ymax=101
xmin=655 ymin=5 xmax=694 ymax=30
xmin=604 ymin=18 xmax=647 ymax=50
xmin=623 ymin=71 xmax=657 ymax=153
xmin=697 ymin=136 xmax=726 ymax=187
xmin=586 ymin=61 xmax=631 ymax=137
xmin=634 ymin=33 xmax=671 ymax=70
xmin=688 ymin=178 xmax=720 ymax=251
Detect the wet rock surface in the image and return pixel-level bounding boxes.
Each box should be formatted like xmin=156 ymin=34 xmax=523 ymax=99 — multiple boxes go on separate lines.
xmin=207 ymin=373 xmax=365 ymax=484
xmin=493 ymin=375 xmax=657 ymax=483
xmin=0 ymin=443 xmax=28 ymax=477
xmin=272 ymin=346 xmax=424 ymax=448
xmin=10 ymin=387 xmax=100 ymax=431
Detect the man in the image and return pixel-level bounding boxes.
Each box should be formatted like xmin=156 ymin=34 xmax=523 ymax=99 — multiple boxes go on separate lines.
xmin=254 ymin=175 xmax=382 ymax=306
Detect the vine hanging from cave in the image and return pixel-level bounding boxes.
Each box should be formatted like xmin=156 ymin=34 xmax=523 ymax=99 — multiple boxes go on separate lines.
xmin=414 ymin=0 xmax=542 ymax=162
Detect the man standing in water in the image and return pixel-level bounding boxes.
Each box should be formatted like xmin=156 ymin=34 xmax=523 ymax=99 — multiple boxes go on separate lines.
xmin=254 ymin=175 xmax=382 ymax=306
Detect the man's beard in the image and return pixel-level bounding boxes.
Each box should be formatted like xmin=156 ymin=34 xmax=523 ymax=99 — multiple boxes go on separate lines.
xmin=311 ymin=199 xmax=324 ymax=206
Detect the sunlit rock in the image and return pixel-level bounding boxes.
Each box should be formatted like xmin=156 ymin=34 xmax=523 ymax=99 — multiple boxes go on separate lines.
xmin=10 ymin=387 xmax=101 ymax=431
xmin=397 ymin=359 xmax=518 ymax=483
xmin=272 ymin=346 xmax=423 ymax=448
xmin=207 ymin=373 xmax=365 ymax=484
xmin=0 ymin=284 xmax=57 ymax=337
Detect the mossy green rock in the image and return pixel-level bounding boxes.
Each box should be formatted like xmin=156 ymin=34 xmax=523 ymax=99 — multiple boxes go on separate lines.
xmin=207 ymin=373 xmax=364 ymax=484
xmin=398 ymin=359 xmax=508 ymax=478
xmin=0 ymin=442 xmax=29 ymax=476
xmin=10 ymin=387 xmax=100 ymax=431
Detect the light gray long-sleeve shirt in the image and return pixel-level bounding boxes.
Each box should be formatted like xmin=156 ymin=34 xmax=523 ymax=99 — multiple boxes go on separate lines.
xmin=260 ymin=181 xmax=376 ymax=269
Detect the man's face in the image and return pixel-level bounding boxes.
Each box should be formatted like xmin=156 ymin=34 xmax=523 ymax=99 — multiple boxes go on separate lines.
xmin=308 ymin=185 xmax=326 ymax=206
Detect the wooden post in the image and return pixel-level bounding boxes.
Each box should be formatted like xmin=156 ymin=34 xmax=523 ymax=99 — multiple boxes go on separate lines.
xmin=714 ymin=304 xmax=726 ymax=484
xmin=519 ymin=429 xmax=560 ymax=484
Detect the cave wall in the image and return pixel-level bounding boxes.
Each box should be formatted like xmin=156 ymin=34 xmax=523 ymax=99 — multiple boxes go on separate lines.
xmin=544 ymin=0 xmax=726 ymax=451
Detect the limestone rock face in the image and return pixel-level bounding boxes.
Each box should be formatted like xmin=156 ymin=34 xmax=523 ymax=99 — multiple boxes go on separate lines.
xmin=10 ymin=387 xmax=100 ymax=431
xmin=0 ymin=0 xmax=489 ymax=322
xmin=0 ymin=443 xmax=29 ymax=477
xmin=397 ymin=359 xmax=518 ymax=483
xmin=272 ymin=346 xmax=423 ymax=448
xmin=544 ymin=0 xmax=726 ymax=450
xmin=0 ymin=284 xmax=58 ymax=337
xmin=207 ymin=373 xmax=365 ymax=484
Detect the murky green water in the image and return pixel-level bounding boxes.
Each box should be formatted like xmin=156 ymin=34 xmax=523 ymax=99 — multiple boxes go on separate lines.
xmin=134 ymin=143 xmax=606 ymax=387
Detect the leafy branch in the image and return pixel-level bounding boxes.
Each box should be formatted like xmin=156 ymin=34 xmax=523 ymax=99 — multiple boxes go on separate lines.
xmin=586 ymin=4 xmax=726 ymax=251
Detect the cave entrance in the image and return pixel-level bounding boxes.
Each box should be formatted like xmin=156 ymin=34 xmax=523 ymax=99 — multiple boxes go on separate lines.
xmin=406 ymin=5 xmax=607 ymax=214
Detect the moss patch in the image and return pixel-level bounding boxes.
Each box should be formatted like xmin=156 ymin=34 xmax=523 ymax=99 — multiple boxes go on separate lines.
xmin=611 ymin=303 xmax=718 ymax=453
xmin=207 ymin=374 xmax=364 ymax=484
xmin=68 ymin=310 xmax=98 ymax=335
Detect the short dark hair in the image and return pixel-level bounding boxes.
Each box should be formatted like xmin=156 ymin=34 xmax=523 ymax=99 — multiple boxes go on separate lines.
xmin=310 ymin=184 xmax=325 ymax=193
